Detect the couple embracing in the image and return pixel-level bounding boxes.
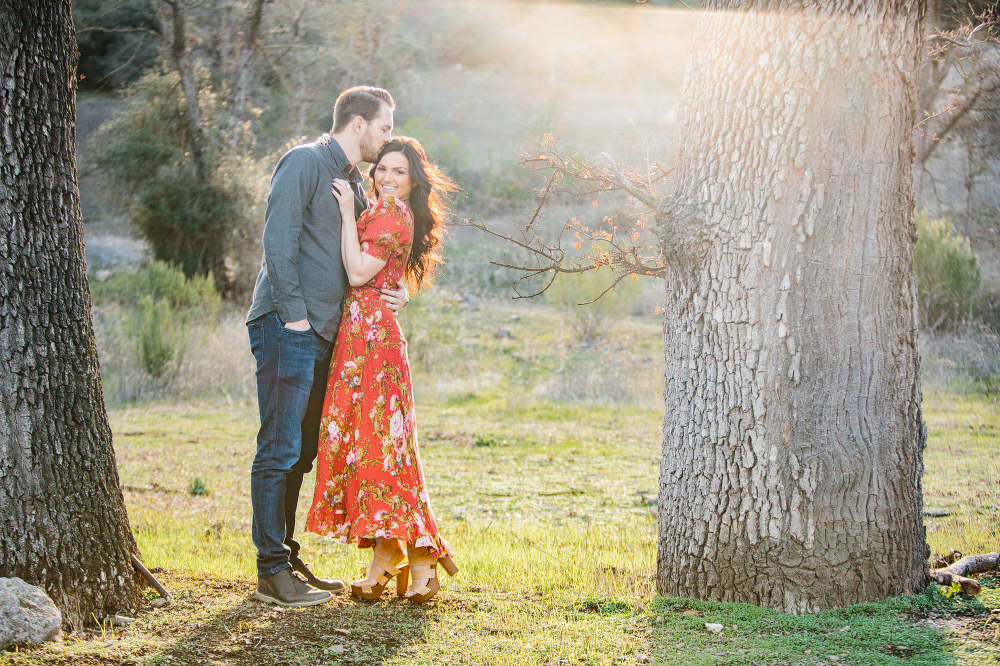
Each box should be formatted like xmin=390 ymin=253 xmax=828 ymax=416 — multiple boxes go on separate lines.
xmin=245 ymin=86 xmax=457 ymax=607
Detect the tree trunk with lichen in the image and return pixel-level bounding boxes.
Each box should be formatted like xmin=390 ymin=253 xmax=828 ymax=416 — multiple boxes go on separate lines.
xmin=0 ymin=0 xmax=141 ymax=630
xmin=657 ymin=0 xmax=930 ymax=612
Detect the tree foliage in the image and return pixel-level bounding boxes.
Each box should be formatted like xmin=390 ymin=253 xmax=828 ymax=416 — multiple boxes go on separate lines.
xmin=914 ymin=211 xmax=982 ymax=332
xmin=91 ymin=69 xmax=266 ymax=295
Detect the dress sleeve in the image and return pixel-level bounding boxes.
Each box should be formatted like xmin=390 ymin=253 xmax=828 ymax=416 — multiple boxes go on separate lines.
xmin=360 ymin=197 xmax=413 ymax=262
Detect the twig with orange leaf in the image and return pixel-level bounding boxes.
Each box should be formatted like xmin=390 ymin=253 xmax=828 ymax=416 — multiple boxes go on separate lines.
xmin=460 ymin=134 xmax=678 ymax=303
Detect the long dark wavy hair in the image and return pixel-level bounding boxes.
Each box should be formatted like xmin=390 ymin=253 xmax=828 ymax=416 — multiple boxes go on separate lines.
xmin=368 ymin=136 xmax=457 ymax=291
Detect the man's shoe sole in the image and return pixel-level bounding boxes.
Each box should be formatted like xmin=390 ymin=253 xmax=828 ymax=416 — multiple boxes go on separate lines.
xmin=253 ymin=590 xmax=333 ymax=607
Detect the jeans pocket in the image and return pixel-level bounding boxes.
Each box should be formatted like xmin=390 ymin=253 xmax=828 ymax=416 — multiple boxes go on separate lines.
xmin=280 ymin=324 xmax=315 ymax=339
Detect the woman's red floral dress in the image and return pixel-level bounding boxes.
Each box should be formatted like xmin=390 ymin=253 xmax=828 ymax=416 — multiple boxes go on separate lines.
xmin=306 ymin=197 xmax=452 ymax=558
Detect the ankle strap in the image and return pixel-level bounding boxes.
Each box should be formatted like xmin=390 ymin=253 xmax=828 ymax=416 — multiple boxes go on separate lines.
xmin=372 ymin=555 xmax=401 ymax=577
xmin=408 ymin=564 xmax=437 ymax=579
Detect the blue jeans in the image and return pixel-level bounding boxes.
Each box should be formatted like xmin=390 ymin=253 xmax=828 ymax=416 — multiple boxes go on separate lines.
xmin=248 ymin=311 xmax=334 ymax=578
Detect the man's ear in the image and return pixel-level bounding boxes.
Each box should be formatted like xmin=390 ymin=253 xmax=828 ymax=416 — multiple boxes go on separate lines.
xmin=352 ymin=115 xmax=367 ymax=135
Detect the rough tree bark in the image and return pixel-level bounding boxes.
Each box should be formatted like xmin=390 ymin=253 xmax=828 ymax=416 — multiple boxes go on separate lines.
xmin=0 ymin=0 xmax=141 ymax=630
xmin=658 ymin=0 xmax=930 ymax=612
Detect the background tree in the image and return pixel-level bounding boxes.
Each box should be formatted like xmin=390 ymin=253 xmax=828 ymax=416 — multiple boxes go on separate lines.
xmin=0 ymin=0 xmax=141 ymax=629
xmin=479 ymin=0 xmax=930 ymax=611
xmin=915 ymin=1 xmax=999 ymax=209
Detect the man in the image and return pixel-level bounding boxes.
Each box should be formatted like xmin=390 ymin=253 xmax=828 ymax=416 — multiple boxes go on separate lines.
xmin=246 ymin=86 xmax=407 ymax=607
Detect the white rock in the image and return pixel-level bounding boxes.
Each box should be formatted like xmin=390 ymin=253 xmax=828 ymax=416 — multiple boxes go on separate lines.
xmin=326 ymin=644 xmax=345 ymax=653
xmin=0 ymin=578 xmax=62 ymax=645
xmin=704 ymin=622 xmax=724 ymax=633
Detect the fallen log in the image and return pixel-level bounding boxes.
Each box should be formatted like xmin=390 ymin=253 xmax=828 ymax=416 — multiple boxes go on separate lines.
xmin=930 ymin=552 xmax=1000 ymax=596
xmin=930 ymin=548 xmax=962 ymax=569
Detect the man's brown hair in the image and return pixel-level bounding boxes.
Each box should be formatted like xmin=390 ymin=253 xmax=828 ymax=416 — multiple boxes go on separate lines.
xmin=332 ymin=86 xmax=394 ymax=133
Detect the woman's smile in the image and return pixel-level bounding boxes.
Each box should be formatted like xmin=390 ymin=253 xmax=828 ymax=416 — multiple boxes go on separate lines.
xmin=373 ymin=150 xmax=414 ymax=201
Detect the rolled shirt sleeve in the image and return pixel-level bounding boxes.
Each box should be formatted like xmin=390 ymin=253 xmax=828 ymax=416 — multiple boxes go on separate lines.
xmin=261 ymin=149 xmax=322 ymax=323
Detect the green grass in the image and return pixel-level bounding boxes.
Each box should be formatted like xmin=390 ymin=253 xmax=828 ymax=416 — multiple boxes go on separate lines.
xmin=6 ymin=390 xmax=1000 ymax=665
xmin=111 ymin=400 xmax=662 ymax=595
xmin=921 ymin=390 xmax=1000 ymax=558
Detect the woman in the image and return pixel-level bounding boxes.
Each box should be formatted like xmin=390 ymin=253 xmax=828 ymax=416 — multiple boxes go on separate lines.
xmin=306 ymin=137 xmax=457 ymax=603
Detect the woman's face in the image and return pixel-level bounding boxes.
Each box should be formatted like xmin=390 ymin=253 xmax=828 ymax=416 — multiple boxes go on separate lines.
xmin=373 ymin=151 xmax=414 ymax=202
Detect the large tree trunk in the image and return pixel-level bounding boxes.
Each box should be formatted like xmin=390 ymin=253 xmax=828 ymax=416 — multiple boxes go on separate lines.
xmin=658 ymin=0 xmax=930 ymax=613
xmin=0 ymin=0 xmax=141 ymax=630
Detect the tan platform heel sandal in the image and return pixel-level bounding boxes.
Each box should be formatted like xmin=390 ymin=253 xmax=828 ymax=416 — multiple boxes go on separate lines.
xmin=351 ymin=540 xmax=407 ymax=600
xmin=403 ymin=546 xmax=458 ymax=604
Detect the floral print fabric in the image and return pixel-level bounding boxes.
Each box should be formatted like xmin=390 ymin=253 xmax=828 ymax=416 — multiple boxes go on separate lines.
xmin=306 ymin=197 xmax=452 ymax=558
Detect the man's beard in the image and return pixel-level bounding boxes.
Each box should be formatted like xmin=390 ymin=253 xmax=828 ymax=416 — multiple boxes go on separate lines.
xmin=359 ymin=133 xmax=381 ymax=164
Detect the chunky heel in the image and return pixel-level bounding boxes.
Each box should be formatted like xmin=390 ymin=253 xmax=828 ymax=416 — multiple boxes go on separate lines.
xmin=396 ymin=564 xmax=409 ymax=596
xmin=403 ymin=547 xmax=456 ymax=603
xmin=440 ymin=556 xmax=458 ymax=577
xmin=351 ymin=541 xmax=405 ymax=600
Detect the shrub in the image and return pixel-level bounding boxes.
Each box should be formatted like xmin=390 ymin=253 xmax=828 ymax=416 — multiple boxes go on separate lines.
xmin=134 ymin=296 xmax=184 ymax=379
xmin=914 ymin=211 xmax=981 ymax=332
xmin=978 ymin=290 xmax=1000 ymax=334
xmin=394 ymin=116 xmax=469 ymax=179
xmin=91 ymin=260 xmax=220 ymax=316
xmin=188 ymin=477 xmax=210 ymax=496
xmin=135 ymin=173 xmax=249 ymax=283
xmin=545 ymin=267 xmax=642 ymax=344
xmin=92 ymin=262 xmax=214 ymax=381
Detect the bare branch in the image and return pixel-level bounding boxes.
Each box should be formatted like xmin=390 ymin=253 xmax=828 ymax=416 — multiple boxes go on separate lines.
xmin=928 ymin=21 xmax=997 ymax=48
xmin=76 ymin=25 xmax=163 ymax=40
xmin=597 ymin=153 xmax=668 ymax=214
xmin=466 ymin=135 xmax=677 ymax=300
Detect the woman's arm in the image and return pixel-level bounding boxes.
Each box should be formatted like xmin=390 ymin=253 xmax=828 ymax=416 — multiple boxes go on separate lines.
xmin=332 ymin=179 xmax=386 ymax=287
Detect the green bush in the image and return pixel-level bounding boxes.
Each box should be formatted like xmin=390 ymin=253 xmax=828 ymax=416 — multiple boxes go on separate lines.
xmin=92 ymin=261 xmax=214 ymax=380
xmin=135 ymin=173 xmax=250 ymax=282
xmin=134 ymin=296 xmax=184 ymax=379
xmin=545 ymin=267 xmax=642 ymax=343
xmin=914 ymin=211 xmax=981 ymax=332
xmin=395 ymin=116 xmax=469 ymax=179
xmin=92 ymin=260 xmax=220 ymax=316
